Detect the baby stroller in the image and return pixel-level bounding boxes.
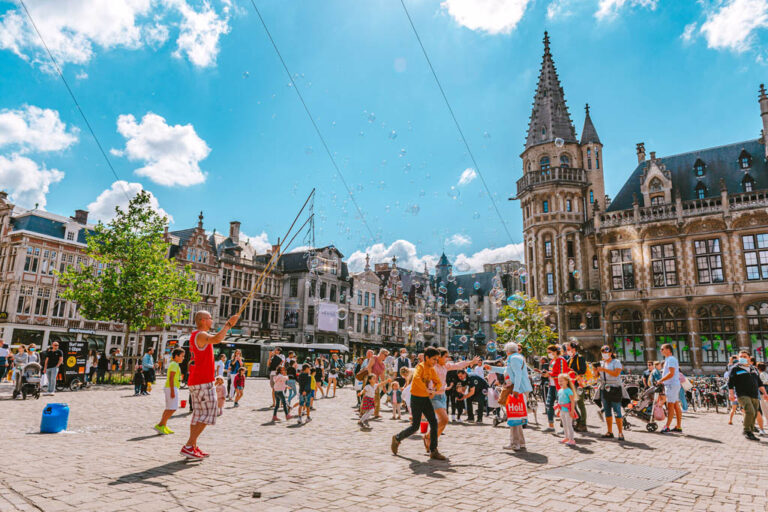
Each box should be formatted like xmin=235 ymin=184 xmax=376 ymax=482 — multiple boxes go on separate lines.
xmin=626 ymin=385 xmax=665 ymax=432
xmin=592 ymin=385 xmax=636 ymax=429
xmin=12 ymin=362 xmax=42 ymax=400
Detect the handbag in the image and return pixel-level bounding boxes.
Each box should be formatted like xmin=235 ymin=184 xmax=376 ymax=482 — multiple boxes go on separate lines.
xmin=680 ymin=374 xmax=693 ymax=392
xmin=601 ymin=370 xmax=622 ymax=403
xmin=355 ymin=368 xmax=368 ymax=382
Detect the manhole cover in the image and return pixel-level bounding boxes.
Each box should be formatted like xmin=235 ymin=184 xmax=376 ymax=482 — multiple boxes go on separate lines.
xmin=542 ymin=460 xmax=688 ymax=491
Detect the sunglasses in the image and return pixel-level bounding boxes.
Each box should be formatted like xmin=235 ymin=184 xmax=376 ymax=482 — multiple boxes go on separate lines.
xmin=601 ymin=349 xmax=610 ymax=353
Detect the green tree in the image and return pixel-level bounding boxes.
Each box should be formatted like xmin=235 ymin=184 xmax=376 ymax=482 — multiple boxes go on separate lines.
xmin=492 ymin=294 xmax=557 ymax=356
xmin=58 ymin=191 xmax=199 ymax=360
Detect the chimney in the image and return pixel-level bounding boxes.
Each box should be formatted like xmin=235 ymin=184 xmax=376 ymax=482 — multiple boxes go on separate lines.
xmin=271 ymin=237 xmax=281 ymax=255
xmin=759 ymin=84 xmax=768 ymax=157
xmin=73 ymin=209 xmax=88 ymax=224
xmin=229 ymin=221 xmax=240 ymax=244
xmin=636 ymin=142 xmax=645 ymax=164
xmin=0 ymin=191 xmax=7 ymax=202
xmin=650 ymin=151 xmax=656 ymax=161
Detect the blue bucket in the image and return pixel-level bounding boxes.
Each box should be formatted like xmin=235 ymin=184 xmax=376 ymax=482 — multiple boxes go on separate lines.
xmin=40 ymin=403 xmax=69 ymax=433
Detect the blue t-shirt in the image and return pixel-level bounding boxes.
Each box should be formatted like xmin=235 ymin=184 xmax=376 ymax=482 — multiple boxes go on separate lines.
xmin=557 ymin=387 xmax=574 ymax=405
xmin=141 ymin=353 xmax=154 ymax=371
xmin=662 ymin=355 xmax=680 ymax=386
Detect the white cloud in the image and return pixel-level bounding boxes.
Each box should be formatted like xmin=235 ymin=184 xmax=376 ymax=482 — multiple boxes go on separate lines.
xmin=700 ymin=0 xmax=768 ymax=52
xmin=172 ymin=0 xmax=230 ymax=68
xmin=112 ymin=112 xmax=210 ymax=187
xmin=453 ymin=243 xmax=525 ymax=273
xmin=0 ymin=154 xmax=64 ymax=209
xmin=87 ymin=180 xmax=172 ymax=223
xmin=242 ymin=231 xmax=271 ymax=254
xmin=446 ymin=233 xmax=472 ymax=247
xmin=347 ymin=240 xmax=439 ymax=273
xmin=547 ymin=0 xmax=577 ymax=19
xmin=75 ymin=71 xmax=88 ymax=80
xmin=681 ymin=22 xmax=698 ymax=44
xmin=346 ymin=239 xmax=524 ymax=274
xmin=441 ymin=0 xmax=530 ymax=35
xmin=595 ymin=0 xmax=657 ymax=20
xmin=0 ymin=105 xmax=78 ymax=153
xmin=457 ymin=167 xmax=477 ymax=186
xmin=0 ymin=0 xmax=231 ymax=70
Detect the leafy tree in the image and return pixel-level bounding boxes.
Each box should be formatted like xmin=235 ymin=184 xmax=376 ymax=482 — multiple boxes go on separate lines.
xmin=492 ymin=294 xmax=557 ymax=356
xmin=58 ymin=191 xmax=199 ymax=359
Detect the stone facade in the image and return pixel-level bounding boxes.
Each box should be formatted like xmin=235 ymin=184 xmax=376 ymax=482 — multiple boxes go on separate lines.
xmin=515 ymin=33 xmax=768 ymax=373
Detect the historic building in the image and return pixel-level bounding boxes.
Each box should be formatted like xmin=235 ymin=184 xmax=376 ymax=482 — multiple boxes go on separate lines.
xmin=515 ymin=32 xmax=768 ymax=373
xmin=348 ymin=254 xmax=384 ymax=355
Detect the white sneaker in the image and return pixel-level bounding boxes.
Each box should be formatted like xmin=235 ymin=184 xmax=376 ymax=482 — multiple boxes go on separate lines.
xmin=451 ymin=414 xmax=456 ymax=422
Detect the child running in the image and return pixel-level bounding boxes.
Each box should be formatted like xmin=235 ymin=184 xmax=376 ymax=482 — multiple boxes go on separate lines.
xmin=272 ymin=366 xmax=292 ymax=422
xmin=390 ymin=347 xmax=446 ymax=460
xmin=154 ymin=348 xmax=184 ymax=434
xmin=557 ymin=373 xmax=578 ymax=446
xmin=359 ymin=375 xmax=378 ymax=429
xmin=232 ymin=367 xmax=245 ymax=407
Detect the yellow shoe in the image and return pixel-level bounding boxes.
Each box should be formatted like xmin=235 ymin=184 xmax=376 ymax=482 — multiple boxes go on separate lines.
xmin=163 ymin=426 xmax=174 ymax=435
xmin=153 ymin=424 xmax=165 ymax=434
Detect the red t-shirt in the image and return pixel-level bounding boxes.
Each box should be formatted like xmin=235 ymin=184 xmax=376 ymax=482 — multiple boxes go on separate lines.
xmin=187 ymin=330 xmax=215 ymax=386
xmin=234 ymin=374 xmax=245 ymax=388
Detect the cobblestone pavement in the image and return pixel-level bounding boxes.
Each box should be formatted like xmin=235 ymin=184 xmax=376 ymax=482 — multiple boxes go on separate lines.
xmin=0 ymin=378 xmax=766 ymax=512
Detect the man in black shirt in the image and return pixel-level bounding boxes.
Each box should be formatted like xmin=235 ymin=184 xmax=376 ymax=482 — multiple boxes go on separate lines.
xmin=42 ymin=341 xmax=63 ymax=395
xmin=728 ymin=350 xmax=766 ymax=440
xmin=457 ymin=370 xmax=488 ymax=423
xmin=566 ymin=340 xmax=588 ymax=431
xmin=297 ymin=364 xmax=313 ymax=424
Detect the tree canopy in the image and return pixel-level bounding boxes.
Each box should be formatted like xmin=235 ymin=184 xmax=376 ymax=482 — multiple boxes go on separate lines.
xmin=492 ymin=293 xmax=557 ymax=356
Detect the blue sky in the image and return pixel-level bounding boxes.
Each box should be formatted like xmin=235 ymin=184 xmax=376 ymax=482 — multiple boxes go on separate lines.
xmin=1 ymin=0 xmax=767 ymax=272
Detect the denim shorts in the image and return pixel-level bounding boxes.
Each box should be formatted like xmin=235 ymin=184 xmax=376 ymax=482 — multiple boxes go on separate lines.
xmin=431 ymin=393 xmax=447 ymax=410
xmin=601 ymin=390 xmax=623 ymax=418
xmin=299 ymin=394 xmax=311 ymax=407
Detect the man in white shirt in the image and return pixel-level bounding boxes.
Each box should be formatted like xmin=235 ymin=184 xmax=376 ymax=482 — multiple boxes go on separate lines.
xmin=656 ymin=343 xmax=683 ymax=433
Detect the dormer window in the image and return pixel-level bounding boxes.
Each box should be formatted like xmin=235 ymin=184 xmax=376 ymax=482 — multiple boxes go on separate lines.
xmin=540 ymin=156 xmax=550 ymax=171
xmin=649 ymin=178 xmax=663 ymax=192
xmin=743 ymin=174 xmax=755 ymax=192
xmin=695 ymin=182 xmax=707 ymax=199
xmin=694 ymin=159 xmax=706 ymax=177
xmin=651 ymin=195 xmax=665 ymax=205
xmin=739 ymin=149 xmax=752 ymax=169
xmin=560 ymin=154 xmax=570 ymax=166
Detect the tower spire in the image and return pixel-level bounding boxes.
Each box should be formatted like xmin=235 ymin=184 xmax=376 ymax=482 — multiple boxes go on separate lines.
xmin=524 ymin=32 xmax=577 ymax=151
xmin=580 ymin=103 xmax=601 ymax=145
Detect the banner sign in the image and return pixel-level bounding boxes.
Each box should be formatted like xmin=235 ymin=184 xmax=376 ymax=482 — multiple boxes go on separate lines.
xmin=283 ymin=301 xmax=299 ymax=329
xmin=318 ymin=303 xmax=338 ymax=333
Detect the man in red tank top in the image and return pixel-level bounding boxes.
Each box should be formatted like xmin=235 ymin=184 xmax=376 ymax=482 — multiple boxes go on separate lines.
xmin=181 ymin=310 xmax=239 ymax=460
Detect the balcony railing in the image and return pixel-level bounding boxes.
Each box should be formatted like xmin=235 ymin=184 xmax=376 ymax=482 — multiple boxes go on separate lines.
xmin=730 ymin=190 xmax=768 ymax=211
xmin=561 ymin=289 xmax=600 ymax=304
xmin=516 ymin=166 xmax=588 ymax=196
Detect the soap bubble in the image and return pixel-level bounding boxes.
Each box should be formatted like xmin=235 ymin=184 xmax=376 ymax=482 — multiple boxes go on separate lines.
xmin=338 ymin=310 xmax=347 ymax=320
xmin=483 ymin=131 xmax=491 ymax=138
xmin=447 ymin=186 xmax=460 ymax=200
xmin=447 ymin=274 xmax=456 ymax=283
xmin=391 ymin=268 xmax=400 ymax=277
xmin=405 ymin=204 xmax=420 ymax=216
xmin=415 ymin=313 xmax=424 ymax=323
xmin=580 ymin=322 xmax=587 ymax=330
xmin=573 ymin=269 xmax=580 ymax=279
xmin=368 ymin=113 xmax=376 ymax=123
xmin=574 ymin=294 xmax=582 ymax=302
xmin=519 ymin=273 xmax=528 ymax=284
xmin=586 ymin=312 xmax=592 ymax=319
xmin=456 ymin=262 xmax=470 ymax=272
xmin=474 ymin=281 xmax=481 ymax=290
xmin=242 ymin=71 xmax=250 ymax=78
xmin=439 ymin=284 xmax=448 ymax=294
xmin=399 ymin=148 xmax=407 ymax=157
xmin=457 ymin=286 xmax=464 ymax=295
xmin=388 ymin=130 xmax=397 ymax=140
xmin=459 ymin=335 xmax=468 ymax=343
xmin=554 ymin=137 xmax=565 ymax=147
xmin=472 ymin=211 xmax=480 ymax=220
xmin=414 ymin=281 xmax=422 ymax=289
xmin=304 ymin=147 xmax=313 ymax=155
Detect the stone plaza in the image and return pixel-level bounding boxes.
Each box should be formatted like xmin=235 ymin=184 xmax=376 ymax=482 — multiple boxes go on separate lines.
xmin=1 ymin=378 xmax=766 ymax=512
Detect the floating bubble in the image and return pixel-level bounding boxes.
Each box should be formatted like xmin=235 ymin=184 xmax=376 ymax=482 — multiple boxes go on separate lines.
xmin=368 ymin=113 xmax=376 ymax=123
xmin=405 ymin=204 xmax=420 ymax=216
xmin=399 ymin=148 xmax=406 ymax=157
xmin=378 ymin=180 xmax=386 ymax=190
xmin=554 ymin=137 xmax=565 ymax=147
xmin=388 ymin=130 xmax=397 ymax=140
xmin=359 ymin=131 xmax=365 ymax=136
xmin=472 ymin=211 xmax=480 ymax=220
xmin=415 ymin=332 xmax=425 ymax=342
xmin=414 ymin=280 xmax=422 ymax=289
xmin=439 ymin=284 xmax=448 ymax=294
xmin=459 ymin=335 xmax=468 ymax=343
xmin=242 ymin=71 xmax=250 ymax=78
xmin=415 ymin=313 xmax=424 ymax=323
xmin=437 ymin=297 xmax=445 ymax=306
xmin=580 ymin=322 xmax=587 ymax=330
xmin=507 ymin=296 xmax=517 ymax=306
xmin=304 ymin=147 xmax=313 ymax=155
xmin=447 ymin=274 xmax=456 ymax=283
xmin=573 ymin=269 xmax=580 ymax=279
xmin=586 ymin=312 xmax=592 ymax=319
xmin=473 ymin=281 xmax=481 ymax=290
xmin=574 ymin=294 xmax=582 ymax=302
xmin=391 ymin=268 xmax=400 ymax=278
xmin=309 ymin=257 xmax=320 ymax=269
xmin=447 ymin=186 xmax=460 ymax=200
xmin=483 ymin=131 xmax=491 ymax=138
xmin=457 ymin=286 xmax=464 ymax=296
xmin=519 ymin=274 xmax=527 ymax=284
xmin=338 ymin=310 xmax=347 ymax=320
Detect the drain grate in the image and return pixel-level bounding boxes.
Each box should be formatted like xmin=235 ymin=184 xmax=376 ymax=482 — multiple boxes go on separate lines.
xmin=542 ymin=460 xmax=688 ymax=491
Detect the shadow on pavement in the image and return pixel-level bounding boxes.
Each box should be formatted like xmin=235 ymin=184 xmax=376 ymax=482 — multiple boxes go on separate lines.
xmin=127 ymin=433 xmax=162 ymax=442
xmin=397 ymin=455 xmax=466 ymax=478
xmin=507 ymin=450 xmax=548 ymax=464
xmin=109 ymin=460 xmax=199 ymax=488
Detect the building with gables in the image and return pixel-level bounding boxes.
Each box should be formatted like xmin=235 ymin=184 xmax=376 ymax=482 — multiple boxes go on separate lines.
xmin=514 ymin=32 xmax=768 ymax=372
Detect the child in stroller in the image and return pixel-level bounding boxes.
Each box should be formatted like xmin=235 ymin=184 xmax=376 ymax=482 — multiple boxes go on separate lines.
xmin=13 ymin=362 xmax=42 ymax=400
xmin=626 ymin=384 xmax=666 ymax=432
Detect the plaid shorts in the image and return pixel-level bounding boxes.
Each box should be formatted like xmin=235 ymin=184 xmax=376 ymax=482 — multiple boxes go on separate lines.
xmin=189 ymin=382 xmax=217 ymax=426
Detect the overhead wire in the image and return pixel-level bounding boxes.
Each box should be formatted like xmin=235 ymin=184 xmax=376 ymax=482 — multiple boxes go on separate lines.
xmin=247 ymin=0 xmax=378 ymax=245
xmin=398 ymin=0 xmax=515 ymax=245
xmin=18 ymin=0 xmax=132 ymax=202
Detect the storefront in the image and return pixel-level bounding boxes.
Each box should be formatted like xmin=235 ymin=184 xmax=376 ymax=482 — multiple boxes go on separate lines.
xmin=11 ymin=328 xmax=44 ymax=346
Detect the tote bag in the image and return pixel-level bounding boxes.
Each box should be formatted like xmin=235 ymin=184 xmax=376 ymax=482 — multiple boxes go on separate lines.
xmin=506 ymin=392 xmax=528 ymax=427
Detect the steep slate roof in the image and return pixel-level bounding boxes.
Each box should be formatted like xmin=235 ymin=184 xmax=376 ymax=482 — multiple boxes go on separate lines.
xmin=524 ymin=32 xmax=578 ymax=152
xmin=11 ymin=212 xmax=93 ymax=243
xmin=168 ymin=227 xmax=197 ymax=246
xmin=607 ymin=139 xmax=768 ymax=212
xmin=580 ymin=104 xmax=601 ymax=145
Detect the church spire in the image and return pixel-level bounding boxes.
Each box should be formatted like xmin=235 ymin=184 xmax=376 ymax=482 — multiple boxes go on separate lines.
xmin=580 ymin=103 xmax=601 ymax=145
xmin=524 ymin=31 xmax=577 ymax=151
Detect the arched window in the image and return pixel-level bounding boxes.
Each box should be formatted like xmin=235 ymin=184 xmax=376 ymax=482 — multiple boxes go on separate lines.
xmin=693 ymin=159 xmax=706 ymax=177
xmin=560 ymin=154 xmax=570 ymax=166
xmin=739 ymin=149 xmax=752 ymax=169
xmin=611 ymin=309 xmax=644 ymax=363
xmin=698 ymin=304 xmax=736 ymax=363
xmin=540 ymin=156 xmax=550 ymax=171
xmin=568 ymin=312 xmax=582 ymax=330
xmin=651 ymin=306 xmax=690 ymax=363
xmin=649 ymin=178 xmax=663 ymax=192
xmin=695 ymin=182 xmax=707 ymax=199
xmin=743 ymin=174 xmax=755 ymax=192
xmin=747 ymin=302 xmax=768 ymax=362
xmin=651 ymin=196 xmax=665 ymax=205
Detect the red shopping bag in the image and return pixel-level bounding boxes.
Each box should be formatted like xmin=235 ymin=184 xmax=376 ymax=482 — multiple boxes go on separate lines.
xmin=506 ymin=393 xmax=528 ymax=426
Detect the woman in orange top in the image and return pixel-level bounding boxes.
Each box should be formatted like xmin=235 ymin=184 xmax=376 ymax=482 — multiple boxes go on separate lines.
xmin=390 ymin=347 xmax=446 ymax=460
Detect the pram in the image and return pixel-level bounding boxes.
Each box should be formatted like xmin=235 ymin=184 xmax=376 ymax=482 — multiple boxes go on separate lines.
xmin=591 ymin=384 xmax=637 ymax=429
xmin=12 ymin=362 xmax=42 ymax=400
xmin=625 ymin=385 xmax=665 ymax=432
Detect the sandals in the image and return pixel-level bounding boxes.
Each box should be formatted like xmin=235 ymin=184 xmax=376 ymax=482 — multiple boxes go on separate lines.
xmin=601 ymin=432 xmax=614 ymax=438
xmin=618 ymin=435 xmax=625 ymax=441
